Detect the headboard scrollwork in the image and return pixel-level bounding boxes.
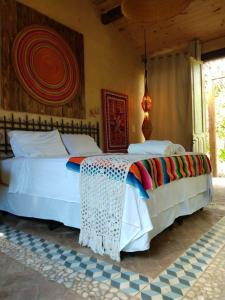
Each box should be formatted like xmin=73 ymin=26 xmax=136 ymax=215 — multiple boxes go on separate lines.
xmin=0 ymin=114 xmax=100 ymax=157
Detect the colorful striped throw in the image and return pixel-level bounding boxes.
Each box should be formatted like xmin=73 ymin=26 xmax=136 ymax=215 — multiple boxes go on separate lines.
xmin=67 ymin=154 xmax=211 ymax=199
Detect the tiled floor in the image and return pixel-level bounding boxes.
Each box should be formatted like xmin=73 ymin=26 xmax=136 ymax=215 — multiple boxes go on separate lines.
xmin=0 ymin=177 xmax=225 ymax=299
xmin=1 ymin=214 xmax=225 ymax=299
xmin=183 ymin=242 xmax=225 ymax=300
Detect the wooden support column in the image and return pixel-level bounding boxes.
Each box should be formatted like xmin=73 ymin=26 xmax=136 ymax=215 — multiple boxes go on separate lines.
xmin=208 ymin=92 xmax=217 ymax=176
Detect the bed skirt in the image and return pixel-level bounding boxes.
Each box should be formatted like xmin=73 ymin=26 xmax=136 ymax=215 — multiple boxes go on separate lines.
xmin=0 ymin=175 xmax=212 ymax=252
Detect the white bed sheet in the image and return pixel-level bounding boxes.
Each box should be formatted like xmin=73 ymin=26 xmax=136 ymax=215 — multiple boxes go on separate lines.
xmin=0 ymin=157 xmax=212 ymax=252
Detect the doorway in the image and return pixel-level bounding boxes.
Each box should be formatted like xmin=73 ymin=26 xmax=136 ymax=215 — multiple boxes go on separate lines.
xmin=203 ymin=57 xmax=225 ymax=177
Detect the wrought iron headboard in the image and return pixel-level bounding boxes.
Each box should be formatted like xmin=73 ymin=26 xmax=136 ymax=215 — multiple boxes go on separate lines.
xmin=0 ymin=114 xmax=100 ymax=157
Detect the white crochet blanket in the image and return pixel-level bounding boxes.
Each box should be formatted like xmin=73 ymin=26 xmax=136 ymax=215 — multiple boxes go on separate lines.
xmin=79 ymin=154 xmax=149 ymax=261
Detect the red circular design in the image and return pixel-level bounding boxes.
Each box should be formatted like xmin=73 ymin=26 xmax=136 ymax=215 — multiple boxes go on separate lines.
xmin=12 ymin=25 xmax=80 ymax=105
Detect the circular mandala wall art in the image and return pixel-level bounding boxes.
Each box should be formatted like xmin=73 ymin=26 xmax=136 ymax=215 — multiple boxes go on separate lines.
xmin=12 ymin=25 xmax=80 ymax=106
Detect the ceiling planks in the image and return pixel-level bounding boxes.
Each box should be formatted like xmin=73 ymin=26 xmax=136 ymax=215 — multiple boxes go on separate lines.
xmin=93 ymin=0 xmax=225 ymax=56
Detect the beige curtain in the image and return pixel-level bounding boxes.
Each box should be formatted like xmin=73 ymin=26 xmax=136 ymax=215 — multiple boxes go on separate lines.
xmin=148 ymin=52 xmax=192 ymax=150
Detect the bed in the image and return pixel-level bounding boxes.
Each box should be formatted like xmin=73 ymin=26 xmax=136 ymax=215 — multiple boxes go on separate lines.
xmin=0 ymin=114 xmax=212 ymax=255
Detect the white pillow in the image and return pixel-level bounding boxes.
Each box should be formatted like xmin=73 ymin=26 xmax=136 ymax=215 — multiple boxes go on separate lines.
xmin=8 ymin=130 xmax=68 ymax=157
xmin=61 ymin=134 xmax=102 ymax=155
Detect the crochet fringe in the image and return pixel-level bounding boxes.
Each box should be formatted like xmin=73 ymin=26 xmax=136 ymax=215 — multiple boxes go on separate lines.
xmin=79 ymin=155 xmax=132 ymax=261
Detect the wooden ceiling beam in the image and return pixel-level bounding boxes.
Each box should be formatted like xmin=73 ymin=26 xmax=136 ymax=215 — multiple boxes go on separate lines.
xmin=101 ymin=6 xmax=123 ymax=25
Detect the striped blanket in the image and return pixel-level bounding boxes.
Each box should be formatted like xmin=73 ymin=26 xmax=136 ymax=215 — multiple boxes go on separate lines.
xmin=66 ymin=154 xmax=211 ymax=199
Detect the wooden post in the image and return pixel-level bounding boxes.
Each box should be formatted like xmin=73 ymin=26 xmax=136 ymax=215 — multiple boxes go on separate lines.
xmin=208 ymin=91 xmax=217 ymax=176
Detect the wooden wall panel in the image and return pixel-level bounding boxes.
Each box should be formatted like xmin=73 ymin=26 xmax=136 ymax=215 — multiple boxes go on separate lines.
xmin=0 ymin=0 xmax=85 ymax=118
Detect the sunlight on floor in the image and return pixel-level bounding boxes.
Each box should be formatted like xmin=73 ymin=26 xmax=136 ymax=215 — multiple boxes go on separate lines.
xmin=0 ymin=232 xmax=5 ymax=238
xmin=213 ymin=177 xmax=225 ymax=187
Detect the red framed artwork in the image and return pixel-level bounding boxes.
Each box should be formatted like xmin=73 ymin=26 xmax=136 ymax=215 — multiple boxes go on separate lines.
xmin=102 ymin=89 xmax=128 ymax=153
xmin=1 ymin=1 xmax=85 ymax=118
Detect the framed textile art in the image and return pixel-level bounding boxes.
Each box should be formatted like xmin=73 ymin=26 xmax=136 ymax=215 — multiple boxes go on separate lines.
xmin=12 ymin=25 xmax=80 ymax=106
xmin=102 ymin=89 xmax=128 ymax=153
xmin=0 ymin=0 xmax=85 ymax=118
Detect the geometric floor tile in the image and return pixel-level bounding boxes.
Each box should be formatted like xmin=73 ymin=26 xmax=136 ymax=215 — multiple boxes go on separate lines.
xmin=1 ymin=215 xmax=225 ymax=299
xmin=182 ymin=242 xmax=225 ymax=300
xmin=110 ymin=269 xmax=150 ymax=296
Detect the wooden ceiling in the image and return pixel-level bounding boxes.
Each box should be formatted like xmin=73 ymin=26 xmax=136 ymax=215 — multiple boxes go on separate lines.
xmin=93 ymin=0 xmax=225 ymax=56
